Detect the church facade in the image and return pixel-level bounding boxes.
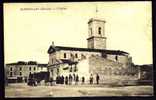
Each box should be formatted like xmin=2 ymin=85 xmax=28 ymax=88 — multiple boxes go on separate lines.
xmin=47 ymin=18 xmax=137 ymax=83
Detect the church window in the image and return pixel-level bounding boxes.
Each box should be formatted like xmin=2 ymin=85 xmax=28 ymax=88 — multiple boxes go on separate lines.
xmin=75 ymin=53 xmax=78 ymax=58
xmin=10 ymin=67 xmax=12 ymax=71
xmin=70 ymin=53 xmax=73 ymax=57
xmin=64 ymin=53 xmax=66 ymax=58
xmin=102 ymin=53 xmax=107 ymax=58
xmin=20 ymin=72 xmax=22 ymax=76
xmin=98 ymin=27 xmax=101 ymax=35
xmin=34 ymin=67 xmax=36 ymax=71
xmin=71 ymin=53 xmax=74 ymax=60
xmin=74 ymin=65 xmax=78 ymax=72
xmin=70 ymin=67 xmax=72 ymax=72
xmin=19 ymin=67 xmax=22 ymax=71
xmin=115 ymin=55 xmax=118 ymax=61
xmin=29 ymin=67 xmax=31 ymax=71
xmin=81 ymin=54 xmax=83 ymax=58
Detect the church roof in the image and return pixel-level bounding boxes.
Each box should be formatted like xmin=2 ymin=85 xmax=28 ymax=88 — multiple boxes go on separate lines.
xmin=47 ymin=45 xmax=129 ymax=55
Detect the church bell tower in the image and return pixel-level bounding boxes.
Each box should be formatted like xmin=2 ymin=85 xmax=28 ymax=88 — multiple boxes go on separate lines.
xmin=87 ymin=18 xmax=107 ymax=49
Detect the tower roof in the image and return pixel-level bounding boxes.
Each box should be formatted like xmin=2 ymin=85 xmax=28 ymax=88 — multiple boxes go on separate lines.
xmin=88 ymin=4 xmax=106 ymax=24
xmin=88 ymin=18 xmax=106 ymax=24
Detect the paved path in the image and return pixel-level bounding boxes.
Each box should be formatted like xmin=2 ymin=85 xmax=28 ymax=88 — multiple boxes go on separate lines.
xmin=5 ymin=83 xmax=153 ymax=97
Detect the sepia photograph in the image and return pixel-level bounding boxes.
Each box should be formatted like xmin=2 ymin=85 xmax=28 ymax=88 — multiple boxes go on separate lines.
xmin=4 ymin=1 xmax=153 ymax=97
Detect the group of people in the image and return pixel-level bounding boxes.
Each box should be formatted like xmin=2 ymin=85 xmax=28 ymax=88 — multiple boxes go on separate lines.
xmin=49 ymin=73 xmax=100 ymax=85
xmin=89 ymin=74 xmax=100 ymax=84
xmin=54 ymin=74 xmax=81 ymax=85
xmin=27 ymin=73 xmax=100 ymax=86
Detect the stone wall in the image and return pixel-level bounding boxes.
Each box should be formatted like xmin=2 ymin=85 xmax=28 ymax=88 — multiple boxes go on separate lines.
xmin=88 ymin=56 xmax=137 ymax=83
xmin=93 ymin=37 xmax=106 ymax=49
xmin=107 ymin=54 xmax=130 ymax=66
xmin=49 ymin=55 xmax=137 ymax=84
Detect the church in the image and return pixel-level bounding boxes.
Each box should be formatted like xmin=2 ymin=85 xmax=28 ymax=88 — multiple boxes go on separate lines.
xmin=47 ymin=17 xmax=137 ymax=84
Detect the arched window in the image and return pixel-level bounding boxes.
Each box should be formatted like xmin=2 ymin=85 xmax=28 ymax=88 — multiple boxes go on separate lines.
xmin=10 ymin=67 xmax=12 ymax=71
xmin=75 ymin=53 xmax=78 ymax=58
xmin=102 ymin=53 xmax=107 ymax=58
xmin=70 ymin=67 xmax=72 ymax=72
xmin=20 ymin=72 xmax=22 ymax=76
xmin=19 ymin=67 xmax=22 ymax=71
xmin=98 ymin=27 xmax=101 ymax=35
xmin=70 ymin=53 xmax=73 ymax=57
xmin=74 ymin=65 xmax=78 ymax=72
xmin=115 ymin=55 xmax=118 ymax=61
xmin=64 ymin=53 xmax=66 ymax=58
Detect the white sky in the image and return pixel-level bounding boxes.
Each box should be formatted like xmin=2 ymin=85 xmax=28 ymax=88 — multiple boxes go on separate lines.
xmin=4 ymin=2 xmax=152 ymax=65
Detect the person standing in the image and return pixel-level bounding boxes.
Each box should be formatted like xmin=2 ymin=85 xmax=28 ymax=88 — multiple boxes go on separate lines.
xmin=96 ymin=74 xmax=100 ymax=84
xmin=69 ymin=74 xmax=72 ymax=85
xmin=75 ymin=74 xmax=79 ymax=85
xmin=62 ymin=75 xmax=64 ymax=84
xmin=65 ymin=76 xmax=68 ymax=85
xmin=73 ymin=73 xmax=75 ymax=81
xmin=37 ymin=79 xmax=40 ymax=86
xmin=60 ymin=75 xmax=62 ymax=84
xmin=50 ymin=77 xmax=53 ymax=86
xmin=71 ymin=74 xmax=73 ymax=85
xmin=56 ymin=76 xmax=58 ymax=84
xmin=90 ymin=74 xmax=93 ymax=84
xmin=58 ymin=75 xmax=61 ymax=84
xmin=81 ymin=76 xmax=85 ymax=84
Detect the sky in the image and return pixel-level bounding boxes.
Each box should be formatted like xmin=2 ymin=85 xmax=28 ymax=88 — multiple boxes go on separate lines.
xmin=4 ymin=2 xmax=152 ymax=65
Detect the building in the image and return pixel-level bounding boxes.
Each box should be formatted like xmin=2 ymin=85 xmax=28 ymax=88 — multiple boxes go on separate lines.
xmin=47 ymin=18 xmax=137 ymax=83
xmin=5 ymin=61 xmax=48 ymax=83
xmin=136 ymin=64 xmax=153 ymax=80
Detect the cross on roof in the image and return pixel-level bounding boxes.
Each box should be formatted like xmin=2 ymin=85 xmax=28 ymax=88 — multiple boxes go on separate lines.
xmin=96 ymin=5 xmax=98 ymax=13
xmin=95 ymin=4 xmax=99 ymax=18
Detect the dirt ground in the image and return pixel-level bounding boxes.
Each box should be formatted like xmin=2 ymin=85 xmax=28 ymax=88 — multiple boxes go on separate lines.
xmin=5 ymin=83 xmax=153 ymax=97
